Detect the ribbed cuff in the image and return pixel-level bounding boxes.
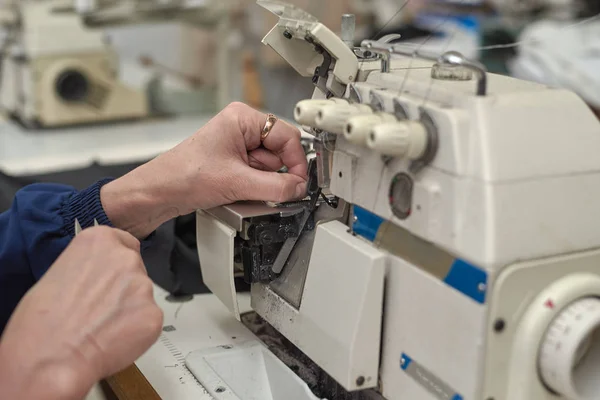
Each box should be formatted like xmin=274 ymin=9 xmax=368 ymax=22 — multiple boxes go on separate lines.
xmin=62 ymin=178 xmax=115 ymax=238
xmin=61 ymin=178 xmax=156 ymax=249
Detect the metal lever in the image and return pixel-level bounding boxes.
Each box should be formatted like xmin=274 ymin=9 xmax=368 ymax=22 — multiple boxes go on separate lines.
xmin=305 ymin=157 xmax=320 ymax=200
xmin=437 ymin=51 xmax=487 ymax=96
xmin=271 ymin=159 xmax=321 ymax=275
xmin=360 ymin=34 xmax=401 ymax=73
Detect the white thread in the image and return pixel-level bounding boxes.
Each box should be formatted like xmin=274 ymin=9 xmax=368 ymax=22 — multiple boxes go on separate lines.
xmin=478 ymin=12 xmax=600 ymax=52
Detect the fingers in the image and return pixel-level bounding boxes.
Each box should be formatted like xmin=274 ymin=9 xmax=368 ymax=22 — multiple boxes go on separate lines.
xmin=225 ymin=102 xmax=308 ymax=180
xmin=108 ymin=228 xmax=141 ymax=251
xmin=74 ymin=225 xmax=141 ymax=252
xmin=261 ymin=120 xmax=308 ymax=179
xmin=248 ymin=148 xmax=284 ymax=172
xmin=236 ymin=167 xmax=307 ymax=203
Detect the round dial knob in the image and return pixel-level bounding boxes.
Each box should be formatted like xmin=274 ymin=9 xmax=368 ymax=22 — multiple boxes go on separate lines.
xmin=539 ymin=297 xmax=600 ymax=400
xmin=367 ymin=120 xmax=428 ymax=160
xmin=294 ymin=98 xmax=347 ymax=127
xmin=314 ymin=103 xmax=372 ymax=135
xmin=344 ymin=113 xmax=396 ymax=146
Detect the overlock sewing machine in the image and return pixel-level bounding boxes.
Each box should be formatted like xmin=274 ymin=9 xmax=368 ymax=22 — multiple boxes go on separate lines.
xmin=192 ymin=1 xmax=600 ymax=399
xmin=0 ymin=0 xmax=232 ymax=128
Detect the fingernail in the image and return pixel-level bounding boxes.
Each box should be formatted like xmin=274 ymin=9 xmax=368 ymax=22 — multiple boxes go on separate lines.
xmin=295 ymin=182 xmax=307 ymax=198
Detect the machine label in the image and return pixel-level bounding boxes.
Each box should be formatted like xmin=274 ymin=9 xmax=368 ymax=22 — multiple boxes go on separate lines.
xmin=401 ymin=353 xmax=463 ymax=400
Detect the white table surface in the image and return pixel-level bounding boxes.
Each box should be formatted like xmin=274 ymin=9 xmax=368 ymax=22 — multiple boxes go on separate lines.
xmin=0 ymin=114 xmax=213 ymax=176
xmin=136 ymin=285 xmax=255 ymax=399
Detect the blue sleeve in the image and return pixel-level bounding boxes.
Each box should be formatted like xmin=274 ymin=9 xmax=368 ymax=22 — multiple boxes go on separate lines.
xmin=0 ymin=178 xmax=118 ymax=332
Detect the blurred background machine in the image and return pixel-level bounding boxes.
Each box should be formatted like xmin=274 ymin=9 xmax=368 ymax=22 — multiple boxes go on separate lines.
xmin=0 ymin=0 xmax=238 ymax=129
xmin=193 ymin=1 xmax=600 ymax=400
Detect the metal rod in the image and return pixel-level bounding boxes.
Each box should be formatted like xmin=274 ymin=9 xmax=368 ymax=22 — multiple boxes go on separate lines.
xmin=341 ymin=14 xmax=355 ymax=48
xmin=437 ymin=51 xmax=488 ymax=96
xmin=388 ymin=46 xmax=489 ymax=96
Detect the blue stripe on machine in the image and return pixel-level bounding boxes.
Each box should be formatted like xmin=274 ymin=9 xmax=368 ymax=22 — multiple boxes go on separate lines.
xmin=352 ymin=205 xmax=384 ymax=242
xmin=400 ymin=353 xmax=412 ymax=370
xmin=444 ymin=259 xmax=487 ymax=304
xmin=351 ymin=205 xmax=488 ymax=304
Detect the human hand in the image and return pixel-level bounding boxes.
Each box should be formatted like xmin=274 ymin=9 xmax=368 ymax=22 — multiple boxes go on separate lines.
xmin=0 ymin=227 xmax=163 ymax=400
xmin=101 ymin=102 xmax=309 ymax=239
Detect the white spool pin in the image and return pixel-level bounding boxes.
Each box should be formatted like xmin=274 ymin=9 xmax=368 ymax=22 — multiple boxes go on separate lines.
xmin=314 ymin=103 xmax=372 ymax=135
xmin=367 ymin=120 xmax=428 ymax=159
xmin=294 ymin=98 xmax=348 ymax=127
xmin=344 ymin=113 xmax=397 ymax=146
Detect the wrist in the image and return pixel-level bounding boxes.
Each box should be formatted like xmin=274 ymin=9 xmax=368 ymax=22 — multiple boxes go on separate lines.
xmin=0 ymin=342 xmax=89 ymax=400
xmin=101 ymin=167 xmax=180 ymax=239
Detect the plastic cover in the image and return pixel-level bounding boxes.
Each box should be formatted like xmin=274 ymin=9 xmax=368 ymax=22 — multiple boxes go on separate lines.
xmin=256 ymin=0 xmax=318 ymax=23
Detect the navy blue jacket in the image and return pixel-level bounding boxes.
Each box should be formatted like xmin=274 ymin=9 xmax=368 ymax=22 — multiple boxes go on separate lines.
xmin=0 ymin=179 xmax=115 ymax=332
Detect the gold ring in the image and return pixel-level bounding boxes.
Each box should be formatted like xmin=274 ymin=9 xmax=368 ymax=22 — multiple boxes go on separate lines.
xmin=261 ymin=113 xmax=278 ymax=142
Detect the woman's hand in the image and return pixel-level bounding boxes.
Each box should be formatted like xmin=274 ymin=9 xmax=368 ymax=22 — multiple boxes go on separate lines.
xmin=0 ymin=227 xmax=162 ymax=400
xmin=101 ymin=102 xmax=309 ymax=239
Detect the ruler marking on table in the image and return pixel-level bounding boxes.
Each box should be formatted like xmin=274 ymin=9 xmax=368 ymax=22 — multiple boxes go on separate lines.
xmin=158 ymin=333 xmax=204 ymax=387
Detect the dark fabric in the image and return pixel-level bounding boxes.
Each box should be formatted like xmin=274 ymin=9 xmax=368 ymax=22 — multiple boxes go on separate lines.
xmin=143 ymin=214 xmax=209 ymax=297
xmin=0 ymin=163 xmax=209 ymax=333
xmin=0 ymin=179 xmax=115 ymax=332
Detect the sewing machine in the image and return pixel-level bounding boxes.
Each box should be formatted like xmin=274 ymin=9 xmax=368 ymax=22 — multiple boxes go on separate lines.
xmin=193 ymin=1 xmax=600 ymax=399
xmin=0 ymin=0 xmax=233 ymax=128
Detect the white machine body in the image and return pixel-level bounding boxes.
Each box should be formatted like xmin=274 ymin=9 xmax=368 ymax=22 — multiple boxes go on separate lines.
xmin=194 ymin=2 xmax=600 ymax=400
xmin=1 ymin=1 xmax=148 ymax=128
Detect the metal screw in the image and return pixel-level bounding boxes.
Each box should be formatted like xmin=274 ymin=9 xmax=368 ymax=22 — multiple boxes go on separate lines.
xmin=215 ymin=386 xmax=226 ymax=393
xmin=400 ymin=357 xmax=406 ymax=366
xmin=283 ymin=30 xmax=292 ymax=40
xmin=478 ymin=282 xmax=487 ymax=292
xmin=356 ymin=376 xmax=365 ymax=386
xmin=493 ymin=319 xmax=505 ymax=333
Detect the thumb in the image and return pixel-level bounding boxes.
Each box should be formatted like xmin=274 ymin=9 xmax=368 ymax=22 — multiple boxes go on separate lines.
xmin=238 ymin=167 xmax=307 ymax=203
